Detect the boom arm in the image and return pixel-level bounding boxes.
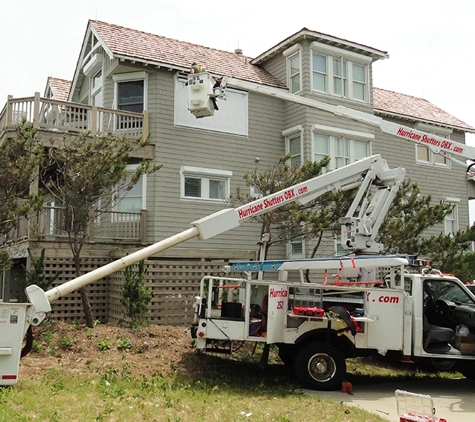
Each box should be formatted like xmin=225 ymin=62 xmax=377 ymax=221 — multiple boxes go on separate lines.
xmin=187 ymin=73 xmax=475 ymax=167
xmin=26 ymin=154 xmax=402 ymax=313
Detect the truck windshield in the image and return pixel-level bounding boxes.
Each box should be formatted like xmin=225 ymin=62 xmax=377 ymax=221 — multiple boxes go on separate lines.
xmin=425 ymin=279 xmax=475 ymax=305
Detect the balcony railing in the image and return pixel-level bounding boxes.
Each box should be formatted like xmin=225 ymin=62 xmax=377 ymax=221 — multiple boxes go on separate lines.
xmin=0 ymin=93 xmax=148 ymax=140
xmin=0 ymin=206 xmax=147 ymax=246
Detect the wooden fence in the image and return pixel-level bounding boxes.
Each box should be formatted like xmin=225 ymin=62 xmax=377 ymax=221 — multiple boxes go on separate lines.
xmin=43 ymin=256 xmax=234 ymax=326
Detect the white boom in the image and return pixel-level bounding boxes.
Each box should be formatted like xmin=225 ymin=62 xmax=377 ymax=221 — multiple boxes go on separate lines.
xmin=187 ymin=73 xmax=475 ymax=168
xmin=1 ymin=152 xmax=401 ymax=385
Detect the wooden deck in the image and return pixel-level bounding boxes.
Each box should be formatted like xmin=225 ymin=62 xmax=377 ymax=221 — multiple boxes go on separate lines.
xmin=0 ymin=93 xmax=153 ymax=159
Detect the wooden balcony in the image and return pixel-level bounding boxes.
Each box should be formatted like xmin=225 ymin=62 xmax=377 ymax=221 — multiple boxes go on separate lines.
xmin=0 ymin=93 xmax=153 ymax=159
xmin=0 ymin=206 xmax=147 ymax=247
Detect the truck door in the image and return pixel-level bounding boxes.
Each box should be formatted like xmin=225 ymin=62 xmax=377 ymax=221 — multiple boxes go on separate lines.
xmin=265 ymin=284 xmax=289 ymax=343
xmin=365 ymin=289 xmax=406 ymax=352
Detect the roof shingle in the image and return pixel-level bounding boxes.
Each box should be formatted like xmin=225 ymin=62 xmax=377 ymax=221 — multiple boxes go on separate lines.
xmin=90 ymin=20 xmax=286 ymax=88
xmin=373 ymin=87 xmax=475 ymax=132
xmin=46 ymin=77 xmax=71 ymax=101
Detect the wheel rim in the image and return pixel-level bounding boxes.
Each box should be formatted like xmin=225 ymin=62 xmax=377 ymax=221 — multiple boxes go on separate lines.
xmin=431 ymin=359 xmax=455 ymax=371
xmin=307 ymin=352 xmax=336 ymax=383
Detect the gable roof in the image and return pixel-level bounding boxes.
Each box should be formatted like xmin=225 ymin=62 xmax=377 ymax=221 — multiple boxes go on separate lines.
xmin=373 ymin=87 xmax=475 ymax=133
xmin=88 ymin=20 xmax=285 ymax=88
xmin=252 ymin=27 xmax=389 ymax=65
xmin=45 ymin=77 xmax=71 ymax=101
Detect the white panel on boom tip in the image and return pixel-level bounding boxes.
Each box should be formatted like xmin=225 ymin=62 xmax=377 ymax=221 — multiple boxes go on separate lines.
xmin=192 ymin=208 xmax=240 ymax=240
xmin=25 ymin=285 xmax=51 ymax=313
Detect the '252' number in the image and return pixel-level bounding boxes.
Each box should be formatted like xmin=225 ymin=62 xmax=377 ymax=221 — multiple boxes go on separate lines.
xmin=276 ymin=300 xmax=284 ymax=310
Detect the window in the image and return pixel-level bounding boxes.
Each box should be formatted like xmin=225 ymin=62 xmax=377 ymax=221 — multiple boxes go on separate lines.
xmin=288 ymin=54 xmax=301 ymax=94
xmin=312 ymin=124 xmax=373 ymax=170
xmin=352 ymin=63 xmax=366 ymax=101
xmin=117 ymin=81 xmax=144 ymax=113
xmin=174 ymin=75 xmax=248 ymax=136
xmin=283 ymin=44 xmax=302 ymax=94
xmin=181 ymin=166 xmax=232 ymax=201
xmin=91 ymin=69 xmax=103 ymax=107
xmin=312 ymin=53 xmax=327 ymax=91
xmin=114 ymin=165 xmax=147 ymax=213
xmin=444 ymin=198 xmax=459 ymax=236
xmin=283 ymin=125 xmax=303 ymax=168
xmin=333 ymin=58 xmax=347 ymax=97
xmin=287 ymin=228 xmax=304 ymax=259
xmin=311 ymin=42 xmax=370 ymax=102
xmin=414 ymin=123 xmax=452 ymax=168
xmin=250 ymin=185 xmax=263 ymax=199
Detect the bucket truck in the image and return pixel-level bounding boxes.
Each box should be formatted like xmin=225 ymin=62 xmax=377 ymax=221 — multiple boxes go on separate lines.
xmin=187 ymin=72 xmax=475 ymax=391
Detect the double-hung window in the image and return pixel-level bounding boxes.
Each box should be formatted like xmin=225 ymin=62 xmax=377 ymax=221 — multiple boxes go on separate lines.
xmin=114 ymin=165 xmax=147 ymax=213
xmin=312 ymin=124 xmax=373 ymax=170
xmin=283 ymin=125 xmax=303 ymax=168
xmin=283 ymin=44 xmax=302 ymax=94
xmin=311 ymin=42 xmax=370 ymax=102
xmin=444 ymin=198 xmax=459 ymax=236
xmin=113 ymin=72 xmax=148 ymax=130
xmin=181 ymin=166 xmax=232 ymax=201
xmin=414 ymin=123 xmax=452 ymax=168
xmin=287 ymin=228 xmax=305 ymax=259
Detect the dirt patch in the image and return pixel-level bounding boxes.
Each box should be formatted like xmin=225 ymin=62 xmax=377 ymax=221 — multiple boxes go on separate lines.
xmin=20 ymin=321 xmax=195 ymax=381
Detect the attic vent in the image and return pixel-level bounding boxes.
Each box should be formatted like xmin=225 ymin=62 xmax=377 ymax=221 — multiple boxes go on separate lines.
xmin=234 ymin=48 xmax=243 ymax=55
xmin=83 ymin=54 xmax=104 ymax=77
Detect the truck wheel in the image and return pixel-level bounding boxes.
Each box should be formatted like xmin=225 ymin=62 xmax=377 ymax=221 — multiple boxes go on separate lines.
xmin=458 ymin=361 xmax=475 ymax=379
xmin=294 ymin=342 xmax=346 ymax=391
xmin=423 ymin=359 xmax=456 ymax=372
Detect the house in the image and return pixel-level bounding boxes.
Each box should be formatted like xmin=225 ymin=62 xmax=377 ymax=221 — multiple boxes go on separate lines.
xmin=0 ymin=21 xmax=474 ymax=325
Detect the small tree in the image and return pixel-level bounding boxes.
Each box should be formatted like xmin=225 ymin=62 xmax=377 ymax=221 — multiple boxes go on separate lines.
xmin=17 ymin=248 xmax=60 ymax=301
xmin=233 ymin=154 xmax=330 ymax=259
xmin=0 ymin=123 xmax=44 ymax=270
xmin=41 ymin=131 xmax=161 ymax=327
xmin=120 ymin=260 xmax=151 ymax=327
xmin=419 ymin=225 xmax=475 ymax=281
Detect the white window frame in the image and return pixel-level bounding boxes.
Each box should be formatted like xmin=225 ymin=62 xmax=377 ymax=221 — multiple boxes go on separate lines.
xmin=287 ymin=228 xmax=305 ymax=259
xmin=113 ymin=71 xmax=148 ymax=111
xmin=310 ymin=42 xmax=370 ymax=102
xmin=283 ymin=125 xmax=303 ymax=168
xmin=283 ymin=44 xmax=302 ymax=94
xmin=311 ymin=124 xmax=374 ymax=170
xmin=180 ymin=166 xmax=232 ymax=202
xmin=250 ymin=185 xmax=263 ymax=199
xmin=414 ymin=123 xmax=452 ymax=168
xmin=91 ymin=69 xmax=103 ymax=106
xmin=444 ymin=197 xmax=459 ymax=236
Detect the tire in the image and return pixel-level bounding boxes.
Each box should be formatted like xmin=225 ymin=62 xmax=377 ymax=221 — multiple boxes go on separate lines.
xmin=458 ymin=361 xmax=475 ymax=379
xmin=21 ymin=326 xmax=33 ymax=358
xmin=421 ymin=358 xmax=456 ymax=372
xmin=294 ymin=342 xmax=346 ymax=391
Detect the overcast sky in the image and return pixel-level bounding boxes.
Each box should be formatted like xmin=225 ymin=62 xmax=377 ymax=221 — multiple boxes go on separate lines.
xmin=2 ymin=0 xmax=475 ymax=218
